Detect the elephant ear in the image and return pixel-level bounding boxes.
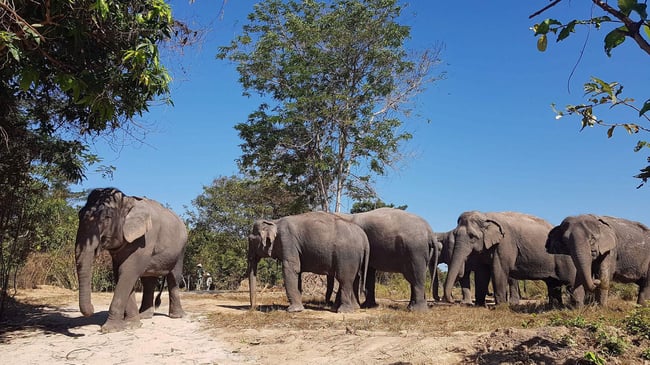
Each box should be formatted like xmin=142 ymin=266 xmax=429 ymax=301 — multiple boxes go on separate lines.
xmin=595 ymin=218 xmax=616 ymax=255
xmin=123 ymin=200 xmax=153 ymax=243
xmin=260 ymin=220 xmax=277 ymax=256
xmin=483 ymin=219 xmax=504 ymax=250
xmin=546 ymin=225 xmax=569 ymax=254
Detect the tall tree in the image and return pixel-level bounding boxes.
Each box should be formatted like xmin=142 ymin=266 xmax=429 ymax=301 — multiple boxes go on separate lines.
xmin=0 ymin=0 xmax=192 ymax=317
xmin=530 ymin=0 xmax=650 ymax=186
xmin=218 ymin=0 xmax=444 ymax=212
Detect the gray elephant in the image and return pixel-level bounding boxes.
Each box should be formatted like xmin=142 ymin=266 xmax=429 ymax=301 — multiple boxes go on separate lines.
xmin=547 ymin=214 xmax=650 ymax=306
xmin=338 ymin=208 xmax=439 ymax=311
xmin=246 ymin=212 xmax=369 ymax=313
xmin=432 ymin=230 xmax=520 ymax=306
xmin=75 ymin=188 xmax=188 ymax=333
xmin=444 ymin=211 xmax=577 ymax=306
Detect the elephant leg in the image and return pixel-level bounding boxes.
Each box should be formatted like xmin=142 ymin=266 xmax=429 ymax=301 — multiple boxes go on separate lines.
xmin=596 ymin=258 xmax=612 ymax=307
xmin=325 ymin=274 xmax=335 ymax=306
xmin=362 ymin=267 xmax=378 ymax=308
xmin=546 ymin=279 xmax=563 ymax=308
xmin=167 ymin=264 xmax=185 ymax=318
xmin=473 ymin=265 xmax=490 ymax=307
xmin=638 ymin=266 xmax=650 ymax=305
xmin=432 ymin=268 xmax=441 ymax=302
xmin=405 ymin=266 xmax=428 ymax=312
xmin=491 ymin=259 xmax=509 ymax=305
xmin=102 ymin=267 xmax=143 ymax=333
xmin=569 ymin=285 xmax=585 ymax=308
xmin=125 ymin=291 xmax=140 ymax=322
xmin=282 ymin=261 xmax=304 ymax=312
xmin=459 ymin=267 xmax=473 ymax=305
xmin=139 ymin=277 xmax=157 ymax=319
xmin=336 ymin=274 xmax=359 ymax=313
xmin=508 ymin=278 xmax=520 ymax=305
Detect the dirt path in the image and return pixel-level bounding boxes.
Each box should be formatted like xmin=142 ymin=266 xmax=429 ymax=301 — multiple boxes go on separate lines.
xmin=1 ymin=286 xmax=622 ymax=364
xmin=0 ymin=286 xmax=481 ymax=364
xmin=0 ymin=287 xmax=250 ymax=364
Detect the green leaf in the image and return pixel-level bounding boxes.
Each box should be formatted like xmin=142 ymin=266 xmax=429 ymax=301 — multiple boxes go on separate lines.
xmin=557 ymin=21 xmax=576 ymax=42
xmin=537 ymin=34 xmax=548 ymax=52
xmin=640 ymin=99 xmax=650 ymax=116
xmin=644 ymin=25 xmax=650 ymax=39
xmin=604 ymin=27 xmax=627 ymax=56
xmin=618 ymin=0 xmax=636 ymax=16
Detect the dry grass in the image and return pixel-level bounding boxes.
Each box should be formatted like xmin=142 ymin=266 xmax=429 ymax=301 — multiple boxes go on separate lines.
xmin=205 ymin=287 xmax=641 ymax=337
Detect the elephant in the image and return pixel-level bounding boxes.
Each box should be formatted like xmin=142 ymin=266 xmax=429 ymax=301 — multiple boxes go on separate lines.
xmin=432 ymin=230 xmax=520 ymax=306
xmin=75 ymin=188 xmax=188 ymax=333
xmin=546 ymin=214 xmax=650 ymax=306
xmin=444 ymin=211 xmax=577 ymax=307
xmin=246 ymin=211 xmax=370 ymax=313
xmin=338 ymin=208 xmax=439 ymax=311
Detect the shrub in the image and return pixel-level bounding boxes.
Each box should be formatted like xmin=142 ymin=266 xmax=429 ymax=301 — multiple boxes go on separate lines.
xmin=623 ymin=307 xmax=650 ymax=340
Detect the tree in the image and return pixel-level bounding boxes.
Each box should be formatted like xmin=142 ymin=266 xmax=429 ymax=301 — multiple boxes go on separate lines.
xmin=530 ymin=0 xmax=650 ymax=186
xmin=0 ymin=0 xmax=192 ymax=317
xmin=185 ymin=175 xmax=308 ymax=289
xmin=218 ymin=0 xmax=444 ymax=212
xmin=350 ymin=199 xmax=407 ymax=213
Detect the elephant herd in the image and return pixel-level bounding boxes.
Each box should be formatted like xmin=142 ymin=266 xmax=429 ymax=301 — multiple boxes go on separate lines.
xmin=73 ymin=188 xmax=650 ymax=333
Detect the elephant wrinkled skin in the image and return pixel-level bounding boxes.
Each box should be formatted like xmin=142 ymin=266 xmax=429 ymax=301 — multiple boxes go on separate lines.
xmin=246 ymin=212 xmax=369 ymax=313
xmin=547 ymin=214 xmax=650 ymax=306
xmin=75 ymin=188 xmax=188 ymax=333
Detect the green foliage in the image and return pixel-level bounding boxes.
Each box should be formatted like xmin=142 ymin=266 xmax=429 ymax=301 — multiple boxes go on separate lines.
xmin=0 ymin=0 xmax=192 ymax=318
xmin=350 ymin=199 xmax=407 ymax=213
xmin=186 ymin=176 xmax=306 ymax=290
xmin=530 ymin=0 xmax=650 ymax=186
xmin=623 ymin=307 xmax=650 ymax=340
xmin=595 ymin=328 xmax=628 ymax=356
xmin=219 ymin=0 xmax=444 ymax=212
xmin=583 ymin=351 xmax=606 ymax=365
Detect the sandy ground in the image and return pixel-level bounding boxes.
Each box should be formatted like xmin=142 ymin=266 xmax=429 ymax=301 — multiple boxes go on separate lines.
xmin=0 ymin=286 xmax=481 ymax=365
xmin=0 ymin=285 xmax=628 ymax=365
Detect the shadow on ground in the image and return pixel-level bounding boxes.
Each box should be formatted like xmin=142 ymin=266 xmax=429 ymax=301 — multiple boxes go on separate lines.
xmin=0 ymin=295 xmax=106 ymax=342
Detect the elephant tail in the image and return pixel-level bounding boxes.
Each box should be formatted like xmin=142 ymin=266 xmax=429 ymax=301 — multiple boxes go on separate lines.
xmin=155 ymin=277 xmax=166 ymax=309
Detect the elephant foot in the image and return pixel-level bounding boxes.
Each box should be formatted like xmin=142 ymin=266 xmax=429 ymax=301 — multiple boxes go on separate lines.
xmin=169 ymin=309 xmax=185 ymax=319
xmin=139 ymin=308 xmax=154 ymax=319
xmin=407 ymin=302 xmax=429 ymax=312
xmin=460 ymin=299 xmax=473 ymax=305
xmin=361 ymin=301 xmax=378 ymax=309
xmin=287 ymin=304 xmax=305 ymax=312
xmin=336 ymin=304 xmax=357 ymax=313
xmin=101 ymin=318 xmax=142 ymax=333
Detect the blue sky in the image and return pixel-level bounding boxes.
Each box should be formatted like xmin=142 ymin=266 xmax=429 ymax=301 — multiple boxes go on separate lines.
xmin=75 ymin=1 xmax=649 ymax=232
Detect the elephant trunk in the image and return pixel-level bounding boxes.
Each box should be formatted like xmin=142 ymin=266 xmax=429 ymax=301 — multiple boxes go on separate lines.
xmin=75 ymin=233 xmax=98 ymax=317
xmin=247 ymin=257 xmax=259 ymax=310
xmin=574 ymin=245 xmax=598 ymax=291
xmin=444 ymin=244 xmax=470 ymax=303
